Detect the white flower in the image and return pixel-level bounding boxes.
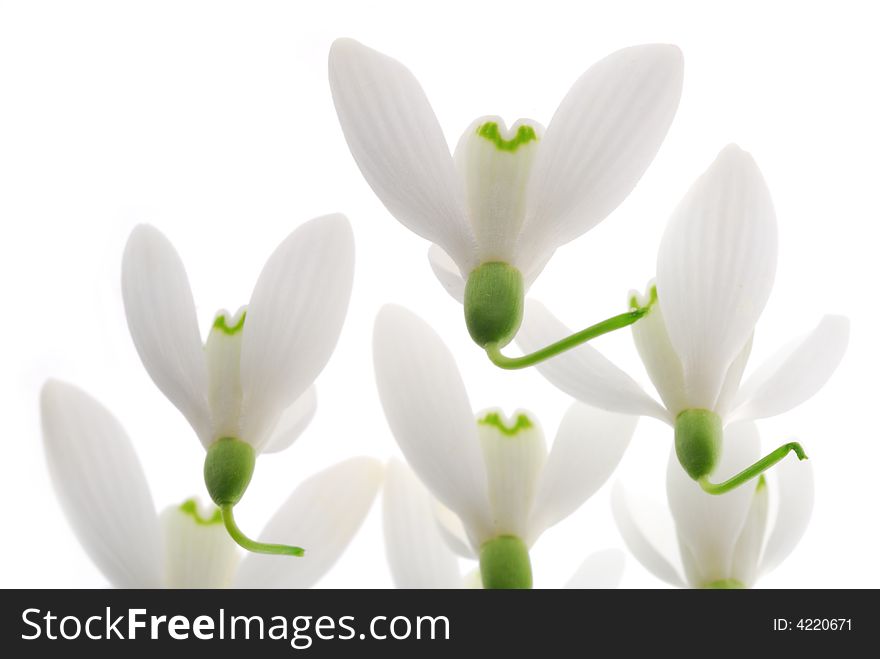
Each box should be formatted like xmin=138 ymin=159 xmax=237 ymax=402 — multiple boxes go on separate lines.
xmin=372 ymin=305 xmax=637 ymax=556
xmin=612 ymin=422 xmax=813 ymax=588
xmin=329 ymin=38 xmax=683 ymax=310
xmin=40 ymin=380 xmax=382 ymax=588
xmin=383 ymin=460 xmax=625 ymax=589
xmin=121 ymin=213 xmax=354 ymax=454
xmin=518 ymin=146 xmax=849 ymax=436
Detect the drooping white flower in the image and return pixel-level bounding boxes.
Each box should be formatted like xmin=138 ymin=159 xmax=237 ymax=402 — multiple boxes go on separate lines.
xmin=121 ymin=214 xmax=353 ymax=455
xmin=612 ymin=422 xmax=813 ymax=588
xmin=518 ymin=146 xmax=848 ymax=479
xmin=40 ymin=380 xmax=382 ymax=588
xmin=383 ymin=459 xmax=625 ymax=589
xmin=330 ymin=38 xmax=682 ymax=347
xmin=373 ymin=305 xmax=636 ymax=564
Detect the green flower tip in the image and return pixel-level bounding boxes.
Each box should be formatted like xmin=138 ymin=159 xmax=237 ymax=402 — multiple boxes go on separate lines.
xmin=212 ymin=310 xmax=247 ymax=336
xmin=476 ymin=121 xmax=538 ymax=152
xmin=478 ymin=411 xmax=534 ymax=436
xmin=629 ymin=284 xmax=658 ymax=311
xmin=179 ymin=498 xmax=223 ymax=525
xmin=464 ymin=261 xmax=524 ymax=348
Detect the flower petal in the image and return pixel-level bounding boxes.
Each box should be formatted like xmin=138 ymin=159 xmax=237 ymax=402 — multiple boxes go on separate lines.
xmin=478 ymin=409 xmax=547 ymax=543
xmin=530 ymin=403 xmax=636 ymax=540
xmin=730 ymin=477 xmax=769 ymax=587
xmin=121 ymin=224 xmax=211 ymax=444
xmin=728 ymin=315 xmax=850 ymax=422
xmin=239 ymin=214 xmax=354 ymax=451
xmin=517 ymin=300 xmax=669 ymax=421
xmin=714 ymin=335 xmax=753 ymax=420
xmin=611 ymin=482 xmax=684 ymax=586
xmin=160 ymin=501 xmax=240 ymax=589
xmin=261 ymin=386 xmax=317 ymax=455
xmin=329 ymin=38 xmax=475 ymax=269
xmin=454 ymin=117 xmax=543 ymax=265
xmin=629 ymin=287 xmax=688 ymax=416
xmin=760 ymin=457 xmax=814 ymax=575
xmin=40 ymin=380 xmax=163 ymax=588
xmin=433 ymin=501 xmax=478 ymax=559
xmin=517 ymin=44 xmax=683 ymax=271
xmin=656 ymin=145 xmax=778 ymax=411
xmin=383 ymin=460 xmax=463 ymax=588
xmin=666 ymin=421 xmax=760 ymax=586
xmin=373 ymin=305 xmax=491 ymax=539
xmin=428 ymin=244 xmax=465 ymax=303
xmin=564 ymin=549 xmax=626 ymax=589
xmin=233 ymin=458 xmax=383 ymax=589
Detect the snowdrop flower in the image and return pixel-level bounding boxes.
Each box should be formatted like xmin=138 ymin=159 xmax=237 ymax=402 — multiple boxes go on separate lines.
xmin=330 ymin=38 xmax=683 ymax=352
xmin=518 ymin=145 xmax=848 ymax=493
xmin=613 ymin=422 xmax=813 ymax=588
xmin=40 ymin=380 xmax=381 ymax=588
xmin=384 ymin=460 xmax=625 ymax=589
xmin=373 ymin=305 xmax=636 ymax=588
xmin=121 ymin=214 xmax=354 ymax=555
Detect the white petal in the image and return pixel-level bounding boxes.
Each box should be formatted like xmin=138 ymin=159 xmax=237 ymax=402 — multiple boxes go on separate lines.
xmin=666 ymin=421 xmax=760 ymax=586
xmin=629 ymin=286 xmax=688 ymax=416
xmin=121 ymin=225 xmax=211 ymax=444
xmin=728 ymin=315 xmax=850 ymax=422
xmin=329 ymin=38 xmax=475 ymax=269
xmin=730 ymin=477 xmax=769 ymax=587
xmin=160 ymin=500 xmax=240 ymax=588
xmin=204 ymin=308 xmax=245 ymax=441
xmin=656 ymin=145 xmax=778 ymax=411
xmin=478 ymin=409 xmax=547 ymax=543
xmin=611 ymin=482 xmax=684 ymax=586
xmin=239 ymin=214 xmax=354 ymax=451
xmin=428 ymin=244 xmax=465 ymax=303
xmin=714 ymin=335 xmax=753 ymax=420
xmin=517 ymin=300 xmax=669 ymax=421
xmin=530 ymin=403 xmax=636 ymax=540
xmin=383 ymin=460 xmax=462 ymax=588
xmin=373 ymin=305 xmax=491 ymax=539
xmin=760 ymin=458 xmax=814 ymax=575
xmin=517 ymin=44 xmax=683 ymax=271
xmin=40 ymin=380 xmax=163 ymax=588
xmin=234 ymin=458 xmax=383 ymax=589
xmin=564 ymin=549 xmax=626 ymax=589
xmin=454 ymin=117 xmax=543 ymax=265
xmin=433 ymin=502 xmax=478 ymax=559
xmin=261 ymin=386 xmax=317 ymax=455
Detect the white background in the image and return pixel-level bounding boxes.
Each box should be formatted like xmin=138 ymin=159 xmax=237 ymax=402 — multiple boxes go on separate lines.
xmin=1 ymin=0 xmax=876 ymax=589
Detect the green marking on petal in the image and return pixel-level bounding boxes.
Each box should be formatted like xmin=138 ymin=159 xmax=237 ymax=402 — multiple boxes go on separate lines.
xmin=212 ymin=311 xmax=246 ymax=336
xmin=476 ymin=122 xmax=538 ymax=152
xmin=179 ymin=498 xmax=223 ymax=525
xmin=629 ymin=284 xmax=658 ymax=311
xmin=478 ymin=411 xmax=534 ymax=436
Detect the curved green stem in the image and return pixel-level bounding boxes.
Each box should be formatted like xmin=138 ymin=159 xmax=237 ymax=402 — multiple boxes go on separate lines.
xmin=698 ymin=442 xmax=808 ymax=495
xmin=220 ymin=505 xmax=304 ymax=557
xmin=485 ymin=307 xmax=649 ymax=370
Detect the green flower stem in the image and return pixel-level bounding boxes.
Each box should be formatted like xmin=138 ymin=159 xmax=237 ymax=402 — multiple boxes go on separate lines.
xmin=220 ymin=504 xmax=304 ymax=557
xmin=484 ymin=307 xmax=649 ymax=370
xmin=479 ymin=535 xmax=532 ymax=589
xmin=698 ymin=442 xmax=808 ymax=495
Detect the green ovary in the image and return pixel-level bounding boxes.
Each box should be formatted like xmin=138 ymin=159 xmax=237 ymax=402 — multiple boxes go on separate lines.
xmin=203 ymin=437 xmax=255 ymax=507
xmin=675 ymin=409 xmax=722 ymax=480
xmin=479 ymin=535 xmax=533 ymax=589
xmin=464 ymin=262 xmax=524 ymax=348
